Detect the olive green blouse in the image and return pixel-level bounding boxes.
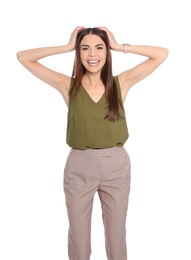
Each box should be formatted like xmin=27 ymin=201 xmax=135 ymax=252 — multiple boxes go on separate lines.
xmin=66 ymin=76 xmax=129 ymax=149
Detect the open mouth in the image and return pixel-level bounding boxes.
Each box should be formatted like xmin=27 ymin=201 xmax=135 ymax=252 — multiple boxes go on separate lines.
xmin=88 ymin=60 xmax=99 ymax=66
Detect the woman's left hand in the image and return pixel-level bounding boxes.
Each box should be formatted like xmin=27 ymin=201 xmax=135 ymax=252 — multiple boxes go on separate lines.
xmin=98 ymin=27 xmax=119 ymax=50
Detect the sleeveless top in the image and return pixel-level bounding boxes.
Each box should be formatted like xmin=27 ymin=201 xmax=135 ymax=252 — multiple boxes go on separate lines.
xmin=66 ymin=76 xmax=129 ymax=149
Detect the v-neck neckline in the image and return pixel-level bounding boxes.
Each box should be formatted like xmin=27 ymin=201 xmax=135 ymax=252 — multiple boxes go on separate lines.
xmin=81 ymin=85 xmax=105 ymax=104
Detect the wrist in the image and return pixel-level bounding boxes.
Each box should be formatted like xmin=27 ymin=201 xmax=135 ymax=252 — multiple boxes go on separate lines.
xmin=64 ymin=44 xmax=75 ymax=53
xmin=123 ymin=43 xmax=130 ymax=54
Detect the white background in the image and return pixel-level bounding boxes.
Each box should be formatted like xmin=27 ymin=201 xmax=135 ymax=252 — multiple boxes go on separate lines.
xmin=0 ymin=0 xmax=191 ymax=259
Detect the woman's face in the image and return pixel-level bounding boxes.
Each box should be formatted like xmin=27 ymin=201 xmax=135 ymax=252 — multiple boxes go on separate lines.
xmin=79 ymin=34 xmax=107 ymax=73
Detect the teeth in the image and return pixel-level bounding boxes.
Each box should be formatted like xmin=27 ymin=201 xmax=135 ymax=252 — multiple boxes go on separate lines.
xmin=88 ymin=60 xmax=99 ymax=65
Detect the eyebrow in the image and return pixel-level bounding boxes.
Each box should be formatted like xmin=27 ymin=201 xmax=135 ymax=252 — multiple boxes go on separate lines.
xmin=80 ymin=44 xmax=104 ymax=48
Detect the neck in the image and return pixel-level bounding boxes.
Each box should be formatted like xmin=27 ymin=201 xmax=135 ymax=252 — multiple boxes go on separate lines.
xmin=82 ymin=72 xmax=102 ymax=86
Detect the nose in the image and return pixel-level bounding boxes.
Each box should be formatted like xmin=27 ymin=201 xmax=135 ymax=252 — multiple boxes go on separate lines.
xmin=89 ymin=49 xmax=96 ymax=57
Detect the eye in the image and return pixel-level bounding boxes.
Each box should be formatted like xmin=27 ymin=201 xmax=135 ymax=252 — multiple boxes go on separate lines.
xmin=81 ymin=47 xmax=89 ymax=51
xmin=97 ymin=46 xmax=104 ymax=50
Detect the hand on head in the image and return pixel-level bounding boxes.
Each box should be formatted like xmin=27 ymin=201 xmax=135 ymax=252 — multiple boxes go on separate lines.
xmin=68 ymin=26 xmax=85 ymax=50
xmin=97 ymin=27 xmax=118 ymax=50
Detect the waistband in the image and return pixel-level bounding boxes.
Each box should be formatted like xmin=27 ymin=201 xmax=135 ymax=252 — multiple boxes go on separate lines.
xmin=71 ymin=146 xmax=125 ymax=157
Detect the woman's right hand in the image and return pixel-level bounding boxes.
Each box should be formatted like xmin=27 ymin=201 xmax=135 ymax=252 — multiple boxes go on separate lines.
xmin=16 ymin=26 xmax=85 ymax=106
xmin=67 ymin=26 xmax=85 ymax=51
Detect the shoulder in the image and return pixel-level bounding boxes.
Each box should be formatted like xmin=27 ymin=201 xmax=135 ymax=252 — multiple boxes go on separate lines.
xmin=113 ymin=75 xmax=123 ymax=92
xmin=115 ymin=73 xmax=132 ymax=103
xmin=113 ymin=75 xmax=119 ymax=86
xmin=58 ymin=76 xmax=73 ymax=106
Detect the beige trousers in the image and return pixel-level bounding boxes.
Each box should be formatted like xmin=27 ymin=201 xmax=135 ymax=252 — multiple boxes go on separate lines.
xmin=64 ymin=146 xmax=131 ymax=260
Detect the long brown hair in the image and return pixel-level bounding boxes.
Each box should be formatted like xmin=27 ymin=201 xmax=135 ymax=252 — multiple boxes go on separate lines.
xmin=69 ymin=27 xmax=124 ymax=121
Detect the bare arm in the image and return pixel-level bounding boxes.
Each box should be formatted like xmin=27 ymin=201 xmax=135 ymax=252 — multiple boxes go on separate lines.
xmin=99 ymin=27 xmax=169 ymax=102
xmin=16 ymin=26 xmax=84 ymax=105
xmin=117 ymin=44 xmax=169 ymax=101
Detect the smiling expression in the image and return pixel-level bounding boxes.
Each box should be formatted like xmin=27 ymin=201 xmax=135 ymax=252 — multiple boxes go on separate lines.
xmin=80 ymin=34 xmax=107 ymax=73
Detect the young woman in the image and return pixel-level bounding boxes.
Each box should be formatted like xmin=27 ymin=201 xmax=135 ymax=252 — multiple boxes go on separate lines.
xmin=17 ymin=26 xmax=168 ymax=260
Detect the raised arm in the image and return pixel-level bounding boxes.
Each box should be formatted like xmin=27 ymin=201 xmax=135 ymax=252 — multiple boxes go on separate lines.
xmin=99 ymin=27 xmax=169 ymax=102
xmin=16 ymin=26 xmax=84 ymax=105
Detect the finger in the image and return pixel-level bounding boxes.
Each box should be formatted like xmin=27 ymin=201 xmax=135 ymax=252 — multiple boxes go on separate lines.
xmin=76 ymin=26 xmax=85 ymax=33
xmin=98 ymin=26 xmax=107 ymax=31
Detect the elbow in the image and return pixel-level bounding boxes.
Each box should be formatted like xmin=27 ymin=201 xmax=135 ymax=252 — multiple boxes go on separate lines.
xmin=157 ymin=48 xmax=169 ymax=64
xmin=162 ymin=47 xmax=169 ymax=60
xmin=16 ymin=51 xmax=28 ymax=65
xmin=16 ymin=51 xmax=24 ymax=63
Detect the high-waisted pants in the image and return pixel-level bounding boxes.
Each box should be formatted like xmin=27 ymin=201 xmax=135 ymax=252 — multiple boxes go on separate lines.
xmin=64 ymin=146 xmax=131 ymax=260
